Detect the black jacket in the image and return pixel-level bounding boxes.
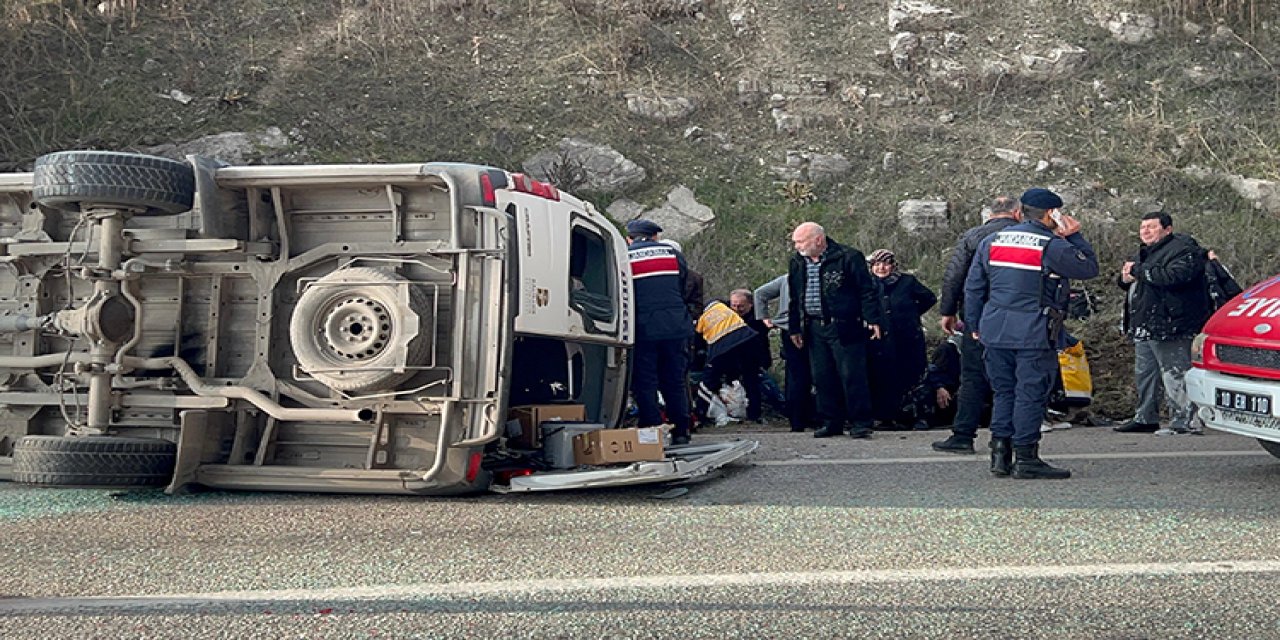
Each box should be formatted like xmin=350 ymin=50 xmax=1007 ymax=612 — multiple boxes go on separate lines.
xmin=866 ymin=273 xmax=937 ymax=421
xmin=787 ymin=238 xmax=885 ymax=344
xmin=1118 ymin=233 xmax=1212 ymax=341
xmin=938 ymin=216 xmax=1021 ymax=317
xmin=684 ymin=268 xmax=706 ymax=322
xmin=874 ymin=273 xmax=937 ymax=340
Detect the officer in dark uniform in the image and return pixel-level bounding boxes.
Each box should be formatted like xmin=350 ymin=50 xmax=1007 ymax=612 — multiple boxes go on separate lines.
xmin=626 ymin=219 xmax=696 ymax=445
xmin=964 ymin=189 xmax=1099 ymax=479
xmin=932 ymin=196 xmax=1023 ymax=453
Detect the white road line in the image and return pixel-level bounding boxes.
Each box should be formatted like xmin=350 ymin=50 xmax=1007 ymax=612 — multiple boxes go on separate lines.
xmin=756 ymin=450 xmax=1271 ymax=466
xmin=5 ymin=560 xmax=1280 ymax=613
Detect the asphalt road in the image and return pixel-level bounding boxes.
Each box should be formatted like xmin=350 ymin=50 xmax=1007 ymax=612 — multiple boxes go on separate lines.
xmin=4 ymin=424 xmax=1280 ymax=639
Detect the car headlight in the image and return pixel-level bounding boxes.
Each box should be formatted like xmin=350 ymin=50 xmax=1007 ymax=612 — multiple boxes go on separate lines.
xmin=1191 ymin=333 xmax=1207 ymax=364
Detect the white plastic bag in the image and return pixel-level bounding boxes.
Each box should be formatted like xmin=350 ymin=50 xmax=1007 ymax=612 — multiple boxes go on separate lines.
xmin=698 ymin=383 xmax=738 ymax=427
xmin=721 ymin=380 xmax=748 ymax=419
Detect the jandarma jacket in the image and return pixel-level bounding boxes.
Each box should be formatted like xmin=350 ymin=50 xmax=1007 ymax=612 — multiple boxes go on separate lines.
xmin=628 ymin=239 xmax=695 ymax=341
xmin=964 ymin=220 xmax=1099 ymax=350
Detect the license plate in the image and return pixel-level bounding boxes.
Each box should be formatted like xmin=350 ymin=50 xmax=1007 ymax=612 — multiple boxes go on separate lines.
xmin=1215 ymin=389 xmax=1272 ymax=416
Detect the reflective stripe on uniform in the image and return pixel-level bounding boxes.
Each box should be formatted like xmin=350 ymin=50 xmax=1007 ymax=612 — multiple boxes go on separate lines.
xmin=988 ymin=231 xmax=1048 ymax=271
xmin=630 ymin=251 xmax=681 ymax=279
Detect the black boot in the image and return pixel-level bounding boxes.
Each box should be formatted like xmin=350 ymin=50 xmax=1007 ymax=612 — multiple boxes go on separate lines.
xmin=989 ymin=437 xmax=1012 ymax=477
xmin=1012 ymin=444 xmax=1071 ymax=479
xmin=931 ymin=434 xmax=975 ymax=454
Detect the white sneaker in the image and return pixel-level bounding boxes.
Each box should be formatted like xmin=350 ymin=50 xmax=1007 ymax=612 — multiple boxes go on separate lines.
xmin=1154 ymin=427 xmax=1192 ymax=436
xmin=1040 ymin=421 xmax=1055 ymax=433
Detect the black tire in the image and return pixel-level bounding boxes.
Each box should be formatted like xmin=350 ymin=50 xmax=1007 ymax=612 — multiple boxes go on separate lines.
xmin=1258 ymin=439 xmax=1280 ymax=460
xmin=12 ymin=435 xmax=176 ymax=487
xmin=33 ymin=151 xmax=195 ymax=216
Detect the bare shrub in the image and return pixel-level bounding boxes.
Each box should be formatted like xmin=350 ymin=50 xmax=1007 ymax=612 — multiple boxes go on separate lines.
xmin=616 ymin=12 xmax=654 ymax=70
xmin=557 ymin=0 xmax=655 ymax=72
xmin=560 ymin=0 xmax=703 ymax=20
xmin=776 ymin=180 xmax=816 ymax=205
xmin=543 ymin=151 xmax=590 ymax=192
xmin=343 ymin=0 xmax=499 ymax=48
xmin=1162 ymin=0 xmax=1272 ymax=29
xmin=557 ymin=0 xmax=712 ymax=71
xmin=1 ymin=0 xmax=85 ymax=35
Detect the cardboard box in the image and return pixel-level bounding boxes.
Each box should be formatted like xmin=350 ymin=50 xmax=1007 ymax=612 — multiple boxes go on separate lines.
xmin=507 ymin=404 xmax=586 ymax=449
xmin=573 ymin=427 xmax=665 ymax=466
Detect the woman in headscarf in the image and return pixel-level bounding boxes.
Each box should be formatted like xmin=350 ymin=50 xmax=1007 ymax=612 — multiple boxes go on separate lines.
xmin=865 ymin=249 xmax=938 ymax=429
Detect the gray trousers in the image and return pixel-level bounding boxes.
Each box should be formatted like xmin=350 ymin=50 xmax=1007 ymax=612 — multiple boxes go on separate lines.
xmin=1132 ymin=337 xmax=1193 ymax=429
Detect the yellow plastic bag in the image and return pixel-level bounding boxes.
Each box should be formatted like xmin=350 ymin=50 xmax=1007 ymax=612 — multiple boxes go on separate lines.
xmin=1058 ymin=340 xmax=1092 ymax=403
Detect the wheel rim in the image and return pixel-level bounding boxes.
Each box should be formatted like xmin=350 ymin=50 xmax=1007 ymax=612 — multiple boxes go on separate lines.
xmin=320 ymin=296 xmax=392 ymax=362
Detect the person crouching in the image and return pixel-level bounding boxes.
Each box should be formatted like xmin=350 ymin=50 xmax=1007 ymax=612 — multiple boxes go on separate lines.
xmin=695 ymin=299 xmax=764 ymax=423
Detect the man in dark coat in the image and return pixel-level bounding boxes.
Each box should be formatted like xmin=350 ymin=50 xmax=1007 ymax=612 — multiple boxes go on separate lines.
xmin=964 ymin=188 xmax=1099 ymax=479
xmin=730 ymin=288 xmax=786 ymax=420
xmin=932 ymin=196 xmax=1022 ymax=453
xmin=661 ymin=239 xmax=706 ymax=323
xmin=1113 ymin=211 xmax=1212 ymax=435
xmin=729 ymin=289 xmax=773 ymax=375
xmin=626 ymin=219 xmax=695 ymax=445
xmin=787 ymin=222 xmax=884 ymax=439
xmin=864 ymin=249 xmax=937 ymax=428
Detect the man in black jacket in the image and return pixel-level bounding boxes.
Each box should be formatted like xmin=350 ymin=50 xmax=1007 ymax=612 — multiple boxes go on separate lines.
xmin=787 ymin=222 xmax=884 ymax=438
xmin=931 ymin=196 xmax=1022 ymax=453
xmin=1114 ymin=211 xmax=1212 ymax=435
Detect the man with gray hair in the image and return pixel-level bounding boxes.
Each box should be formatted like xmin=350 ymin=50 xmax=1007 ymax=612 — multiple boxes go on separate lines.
xmin=786 ymin=222 xmax=883 ymax=439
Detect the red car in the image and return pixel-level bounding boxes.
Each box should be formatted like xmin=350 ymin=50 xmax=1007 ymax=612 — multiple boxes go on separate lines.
xmin=1187 ymin=274 xmax=1280 ymax=458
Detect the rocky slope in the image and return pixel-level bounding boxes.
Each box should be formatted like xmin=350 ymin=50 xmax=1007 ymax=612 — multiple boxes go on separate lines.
xmin=0 ymin=0 xmax=1277 ymax=415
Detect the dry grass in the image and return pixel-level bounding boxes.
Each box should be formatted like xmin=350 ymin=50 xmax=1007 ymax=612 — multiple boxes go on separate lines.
xmin=1169 ymin=0 xmax=1268 ymax=23
xmin=0 ymin=0 xmax=1278 ymax=416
